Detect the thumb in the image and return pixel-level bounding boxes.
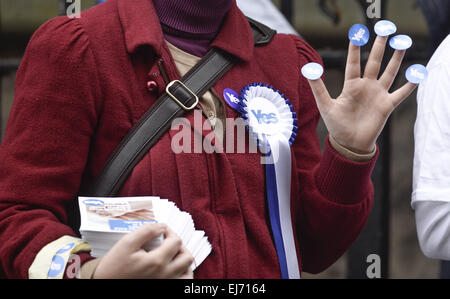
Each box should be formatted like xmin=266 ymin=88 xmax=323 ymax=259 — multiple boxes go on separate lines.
xmin=307 ymin=78 xmax=333 ymax=116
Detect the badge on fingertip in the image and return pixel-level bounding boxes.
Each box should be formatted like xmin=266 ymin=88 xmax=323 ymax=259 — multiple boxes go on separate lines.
xmin=405 ymin=64 xmax=428 ymax=84
xmin=389 ymin=35 xmax=413 ymax=50
xmin=348 ymin=24 xmax=370 ymax=47
xmin=301 ymin=63 xmax=324 ymax=81
xmin=374 ymin=20 xmax=397 ymax=37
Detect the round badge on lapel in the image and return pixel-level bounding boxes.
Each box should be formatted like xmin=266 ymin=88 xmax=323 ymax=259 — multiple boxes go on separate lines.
xmin=223 ymin=88 xmax=242 ymax=112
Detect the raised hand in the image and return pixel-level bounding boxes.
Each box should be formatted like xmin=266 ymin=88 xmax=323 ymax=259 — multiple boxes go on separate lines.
xmin=306 ymin=36 xmax=417 ymax=154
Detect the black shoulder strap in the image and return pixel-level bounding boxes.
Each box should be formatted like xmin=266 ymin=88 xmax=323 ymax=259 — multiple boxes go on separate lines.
xmin=247 ymin=17 xmax=277 ymax=46
xmin=86 ymin=20 xmax=276 ymax=197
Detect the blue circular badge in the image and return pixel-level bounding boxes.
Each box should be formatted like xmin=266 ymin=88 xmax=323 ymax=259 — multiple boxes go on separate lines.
xmin=55 ymin=242 xmax=75 ymax=255
xmin=374 ymin=20 xmax=397 ymax=36
xmin=223 ymin=88 xmax=242 ymax=112
xmin=389 ymin=35 xmax=413 ymax=50
xmin=406 ymin=64 xmax=428 ymax=84
xmin=47 ymin=255 xmax=65 ymax=278
xmin=301 ymin=63 xmax=324 ymax=81
xmin=348 ymin=24 xmax=370 ymax=47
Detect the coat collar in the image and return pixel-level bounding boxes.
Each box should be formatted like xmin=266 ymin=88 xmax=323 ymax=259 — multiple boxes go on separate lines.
xmin=116 ymin=0 xmax=254 ymax=62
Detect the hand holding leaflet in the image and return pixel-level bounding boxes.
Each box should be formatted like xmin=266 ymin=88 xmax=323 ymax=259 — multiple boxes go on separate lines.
xmin=92 ymin=223 xmax=194 ymax=279
xmin=78 ymin=196 xmax=212 ymax=278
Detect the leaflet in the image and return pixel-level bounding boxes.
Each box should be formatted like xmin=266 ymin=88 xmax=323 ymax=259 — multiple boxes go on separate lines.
xmin=78 ymin=196 xmax=212 ymax=270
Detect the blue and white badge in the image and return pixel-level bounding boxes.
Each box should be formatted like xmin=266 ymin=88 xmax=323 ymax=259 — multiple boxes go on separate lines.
xmin=301 ymin=62 xmax=324 ymax=81
xmin=348 ymin=24 xmax=370 ymax=47
xmin=223 ymin=88 xmax=242 ymax=112
xmin=239 ymin=83 xmax=298 ymax=146
xmin=236 ymin=83 xmax=299 ymax=279
xmin=47 ymin=255 xmax=66 ymax=278
xmin=389 ymin=35 xmax=413 ymax=50
xmin=374 ymin=20 xmax=397 ymax=36
xmin=406 ymin=64 xmax=428 ymax=84
xmin=55 ymin=242 xmax=75 ymax=255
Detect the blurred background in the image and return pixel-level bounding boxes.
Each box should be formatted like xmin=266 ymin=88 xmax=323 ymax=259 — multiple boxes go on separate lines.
xmin=0 ymin=0 xmax=448 ymax=278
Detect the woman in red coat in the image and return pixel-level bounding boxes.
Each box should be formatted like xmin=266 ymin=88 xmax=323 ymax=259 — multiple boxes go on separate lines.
xmin=0 ymin=0 xmax=416 ymax=279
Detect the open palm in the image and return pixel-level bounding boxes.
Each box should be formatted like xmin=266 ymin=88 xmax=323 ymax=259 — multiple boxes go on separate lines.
xmin=308 ymin=36 xmax=417 ymax=154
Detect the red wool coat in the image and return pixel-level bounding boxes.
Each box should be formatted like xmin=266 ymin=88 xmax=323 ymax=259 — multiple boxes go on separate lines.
xmin=0 ymin=0 xmax=377 ymax=279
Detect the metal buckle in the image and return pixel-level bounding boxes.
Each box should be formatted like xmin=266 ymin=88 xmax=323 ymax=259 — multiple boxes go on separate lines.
xmin=166 ymin=80 xmax=199 ymax=111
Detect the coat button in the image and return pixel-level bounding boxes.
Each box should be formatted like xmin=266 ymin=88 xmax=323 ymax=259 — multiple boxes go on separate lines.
xmin=146 ymin=80 xmax=158 ymax=93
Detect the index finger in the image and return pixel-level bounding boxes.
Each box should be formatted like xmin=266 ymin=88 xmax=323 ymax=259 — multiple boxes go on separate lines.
xmin=345 ymin=42 xmax=361 ymax=80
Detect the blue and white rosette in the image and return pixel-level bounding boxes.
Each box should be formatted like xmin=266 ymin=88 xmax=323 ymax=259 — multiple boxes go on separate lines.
xmin=238 ymin=83 xmax=300 ymax=279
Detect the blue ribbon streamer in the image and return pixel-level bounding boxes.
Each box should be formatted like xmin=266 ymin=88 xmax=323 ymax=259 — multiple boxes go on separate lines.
xmin=232 ymin=82 xmax=300 ymax=278
xmin=265 ymin=158 xmax=289 ymax=279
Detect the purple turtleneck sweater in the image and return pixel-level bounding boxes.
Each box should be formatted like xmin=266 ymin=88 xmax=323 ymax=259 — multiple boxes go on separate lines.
xmin=153 ymin=0 xmax=233 ymax=57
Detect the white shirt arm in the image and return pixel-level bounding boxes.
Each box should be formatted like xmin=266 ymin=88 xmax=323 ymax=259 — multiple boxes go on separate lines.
xmin=415 ymin=201 xmax=450 ymax=259
xmin=413 ymin=35 xmax=450 ymax=260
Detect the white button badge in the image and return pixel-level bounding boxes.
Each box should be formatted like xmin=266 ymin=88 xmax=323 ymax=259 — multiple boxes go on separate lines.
xmin=389 ymin=34 xmax=413 ymax=50
xmin=301 ymin=62 xmax=324 ymax=81
xmin=374 ymin=20 xmax=397 ymax=37
xmin=406 ymin=64 xmax=428 ymax=84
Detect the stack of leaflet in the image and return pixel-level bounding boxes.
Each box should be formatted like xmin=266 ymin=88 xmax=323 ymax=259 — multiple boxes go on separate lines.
xmin=78 ymin=196 xmax=212 ymax=270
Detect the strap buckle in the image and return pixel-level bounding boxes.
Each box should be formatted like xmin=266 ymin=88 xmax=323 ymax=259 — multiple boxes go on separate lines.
xmin=166 ymin=80 xmax=199 ymax=111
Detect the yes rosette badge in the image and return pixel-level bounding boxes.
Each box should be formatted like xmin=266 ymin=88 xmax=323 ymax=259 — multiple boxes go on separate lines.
xmin=231 ymin=83 xmax=300 ymax=279
xmin=239 ymin=83 xmax=298 ymax=154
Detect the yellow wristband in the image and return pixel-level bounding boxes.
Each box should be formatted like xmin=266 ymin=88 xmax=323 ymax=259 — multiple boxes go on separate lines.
xmin=29 ymin=236 xmax=91 ymax=279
